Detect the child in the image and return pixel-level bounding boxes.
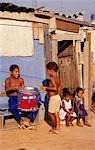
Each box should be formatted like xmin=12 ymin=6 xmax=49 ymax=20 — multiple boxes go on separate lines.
xmin=60 ymin=90 xmax=76 ymax=126
xmin=42 ymin=62 xmax=61 ymax=134
xmin=5 ymin=64 xmax=25 ymax=128
xmin=42 ymin=79 xmax=53 ymax=127
xmin=91 ymin=91 xmax=95 ymax=113
xmin=74 ymin=87 xmax=91 ymax=127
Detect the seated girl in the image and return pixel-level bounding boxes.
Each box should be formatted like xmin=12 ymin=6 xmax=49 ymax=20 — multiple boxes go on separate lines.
xmin=60 ymin=90 xmax=76 ymax=126
xmin=74 ymin=87 xmax=91 ymax=127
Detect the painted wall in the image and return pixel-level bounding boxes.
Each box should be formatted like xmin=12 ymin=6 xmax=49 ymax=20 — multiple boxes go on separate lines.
xmin=0 ymin=40 xmax=46 ymax=119
xmin=90 ymin=30 xmax=95 ymax=62
xmin=0 ymin=40 xmax=45 ymax=90
xmin=0 ymin=19 xmax=34 ymax=56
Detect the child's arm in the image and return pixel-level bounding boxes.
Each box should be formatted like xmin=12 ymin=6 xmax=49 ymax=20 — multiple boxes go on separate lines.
xmin=62 ymin=101 xmax=70 ymax=115
xmin=69 ymin=106 xmax=74 ymax=114
xmin=17 ymin=78 xmax=25 ymax=90
xmin=74 ymin=99 xmax=83 ymax=114
xmin=74 ymin=99 xmax=80 ymax=111
xmin=5 ymin=79 xmax=17 ymax=92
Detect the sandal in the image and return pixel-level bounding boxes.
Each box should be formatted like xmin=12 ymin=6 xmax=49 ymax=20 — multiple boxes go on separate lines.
xmin=18 ymin=124 xmax=27 ymax=129
xmin=28 ymin=125 xmax=36 ymax=130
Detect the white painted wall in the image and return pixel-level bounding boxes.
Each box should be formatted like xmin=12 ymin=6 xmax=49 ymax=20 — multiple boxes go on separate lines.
xmin=90 ymin=30 xmax=95 ymax=63
xmin=0 ymin=19 xmax=34 ymax=56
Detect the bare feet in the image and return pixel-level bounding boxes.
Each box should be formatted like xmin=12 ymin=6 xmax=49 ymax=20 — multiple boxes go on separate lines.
xmin=22 ymin=120 xmax=30 ymax=128
xmin=66 ymin=124 xmax=70 ymax=127
xmin=49 ymin=128 xmax=60 ymax=134
xmin=70 ymin=122 xmax=74 ymax=126
xmin=77 ymin=123 xmax=83 ymax=127
xmin=84 ymin=122 xmax=91 ymax=127
xmin=49 ymin=128 xmax=55 ymax=133
xmin=53 ymin=130 xmax=60 ymax=134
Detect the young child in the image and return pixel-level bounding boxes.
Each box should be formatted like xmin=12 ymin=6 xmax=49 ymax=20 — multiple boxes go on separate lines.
xmin=42 ymin=79 xmax=53 ymax=127
xmin=74 ymin=87 xmax=91 ymax=127
xmin=60 ymin=90 xmax=76 ymax=126
xmin=91 ymin=91 xmax=95 ymax=113
xmin=5 ymin=64 xmax=25 ymax=128
xmin=42 ymin=62 xmax=61 ymax=134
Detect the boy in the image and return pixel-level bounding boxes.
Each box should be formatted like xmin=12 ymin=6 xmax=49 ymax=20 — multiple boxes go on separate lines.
xmin=5 ymin=64 xmax=25 ymax=128
xmin=42 ymin=62 xmax=61 ymax=134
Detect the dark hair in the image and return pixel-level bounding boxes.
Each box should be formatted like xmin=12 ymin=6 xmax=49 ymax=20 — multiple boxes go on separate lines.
xmin=75 ymin=87 xmax=84 ymax=93
xmin=42 ymin=79 xmax=50 ymax=86
xmin=46 ymin=62 xmax=59 ymax=72
xmin=92 ymin=91 xmax=95 ymax=102
xmin=10 ymin=64 xmax=19 ymax=72
xmin=63 ymin=90 xmax=71 ymax=97
xmin=62 ymin=88 xmax=69 ymax=96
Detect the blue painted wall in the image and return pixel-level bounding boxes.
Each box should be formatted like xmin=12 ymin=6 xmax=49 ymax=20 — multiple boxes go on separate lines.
xmin=0 ymin=40 xmax=45 ymax=101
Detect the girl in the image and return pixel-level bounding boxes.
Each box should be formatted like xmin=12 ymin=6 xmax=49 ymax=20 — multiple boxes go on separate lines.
xmin=74 ymin=87 xmax=91 ymax=127
xmin=91 ymin=91 xmax=95 ymax=113
xmin=60 ymin=90 xmax=76 ymax=126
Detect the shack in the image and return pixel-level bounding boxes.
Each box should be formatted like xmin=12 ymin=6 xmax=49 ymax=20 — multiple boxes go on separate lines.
xmin=34 ymin=9 xmax=95 ymax=110
xmin=0 ymin=2 xmax=95 ymax=113
xmin=0 ymin=3 xmax=51 ymax=122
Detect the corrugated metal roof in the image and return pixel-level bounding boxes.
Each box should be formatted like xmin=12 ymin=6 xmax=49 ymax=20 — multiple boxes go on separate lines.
xmin=0 ymin=2 xmax=95 ymax=27
xmin=0 ymin=2 xmax=35 ymax=13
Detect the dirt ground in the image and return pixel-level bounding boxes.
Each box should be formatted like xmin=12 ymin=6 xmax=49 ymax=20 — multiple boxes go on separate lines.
xmin=0 ymin=112 xmax=95 ymax=150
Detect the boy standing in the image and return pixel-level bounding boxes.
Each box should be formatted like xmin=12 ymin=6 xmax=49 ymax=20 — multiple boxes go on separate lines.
xmin=43 ymin=62 xmax=61 ymax=134
xmin=5 ymin=64 xmax=25 ymax=128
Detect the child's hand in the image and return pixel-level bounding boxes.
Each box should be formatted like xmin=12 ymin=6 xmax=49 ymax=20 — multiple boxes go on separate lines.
xmin=67 ymin=112 xmax=70 ymax=116
xmin=14 ymin=85 xmax=19 ymax=90
xmin=70 ymin=110 xmax=73 ymax=114
xmin=40 ymin=86 xmax=46 ymax=92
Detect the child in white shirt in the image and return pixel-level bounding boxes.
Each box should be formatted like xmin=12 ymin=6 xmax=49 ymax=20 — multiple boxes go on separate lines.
xmin=60 ymin=90 xmax=76 ymax=126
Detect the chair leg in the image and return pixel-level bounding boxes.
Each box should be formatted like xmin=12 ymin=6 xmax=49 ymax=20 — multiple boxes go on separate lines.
xmin=1 ymin=115 xmax=4 ymax=129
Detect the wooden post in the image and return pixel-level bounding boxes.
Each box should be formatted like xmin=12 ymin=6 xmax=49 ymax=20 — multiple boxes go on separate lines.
xmin=83 ymin=41 xmax=90 ymax=110
xmin=75 ymin=41 xmax=82 ymax=87
xmin=51 ymin=37 xmax=58 ymax=63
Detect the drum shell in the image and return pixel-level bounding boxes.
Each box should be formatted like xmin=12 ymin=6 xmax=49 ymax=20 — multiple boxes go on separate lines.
xmin=18 ymin=91 xmax=38 ymax=112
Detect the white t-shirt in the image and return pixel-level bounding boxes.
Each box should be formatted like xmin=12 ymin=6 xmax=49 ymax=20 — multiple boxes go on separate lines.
xmin=59 ymin=99 xmax=76 ymax=120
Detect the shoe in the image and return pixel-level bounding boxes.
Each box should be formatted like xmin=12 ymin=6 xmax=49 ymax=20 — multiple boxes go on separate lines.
xmin=18 ymin=124 xmax=26 ymax=129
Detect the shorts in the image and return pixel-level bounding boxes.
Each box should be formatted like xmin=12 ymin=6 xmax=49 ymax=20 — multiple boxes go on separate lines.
xmin=48 ymin=94 xmax=61 ymax=113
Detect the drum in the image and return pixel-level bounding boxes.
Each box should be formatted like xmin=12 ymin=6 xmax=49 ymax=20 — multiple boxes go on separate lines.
xmin=18 ymin=87 xmax=38 ymax=112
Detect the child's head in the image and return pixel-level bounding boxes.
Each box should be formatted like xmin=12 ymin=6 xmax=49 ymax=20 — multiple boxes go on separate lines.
xmin=62 ymin=88 xmax=69 ymax=96
xmin=10 ymin=64 xmax=20 ymax=79
xmin=75 ymin=87 xmax=84 ymax=98
xmin=46 ymin=62 xmax=59 ymax=76
xmin=42 ymin=79 xmax=50 ymax=87
xmin=92 ymin=91 xmax=95 ymax=102
xmin=63 ymin=91 xmax=71 ymax=101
